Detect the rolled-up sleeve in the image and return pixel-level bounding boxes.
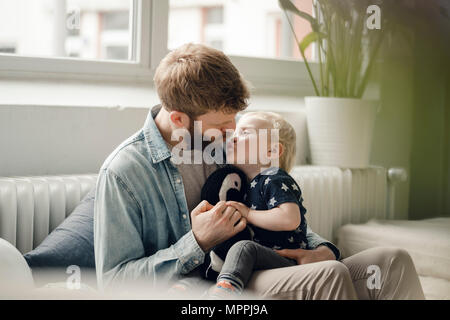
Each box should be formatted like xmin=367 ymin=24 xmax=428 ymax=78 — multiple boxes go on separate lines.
xmin=306 ymin=225 xmax=341 ymax=260
xmin=94 ymin=169 xmax=205 ymax=290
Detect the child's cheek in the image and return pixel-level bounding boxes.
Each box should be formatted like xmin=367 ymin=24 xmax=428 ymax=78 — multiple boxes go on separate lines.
xmin=235 ymin=138 xmax=248 ymax=163
xmin=247 ymin=135 xmax=260 ymax=163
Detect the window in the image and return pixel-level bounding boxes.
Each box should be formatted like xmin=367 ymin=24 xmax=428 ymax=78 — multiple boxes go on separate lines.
xmin=103 ymin=11 xmax=130 ymax=30
xmin=168 ymin=0 xmax=314 ymax=61
xmin=205 ymin=6 xmax=223 ymax=25
xmin=0 ymin=0 xmax=316 ymax=95
xmin=0 ymin=0 xmax=133 ymax=61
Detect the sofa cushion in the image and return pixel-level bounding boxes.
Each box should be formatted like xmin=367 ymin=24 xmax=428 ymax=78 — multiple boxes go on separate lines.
xmin=337 ymin=217 xmax=450 ymax=281
xmin=419 ymin=275 xmax=450 ymax=300
xmin=23 ymin=188 xmax=96 ymax=270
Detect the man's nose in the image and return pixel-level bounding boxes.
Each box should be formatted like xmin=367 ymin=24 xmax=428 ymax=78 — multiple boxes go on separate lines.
xmin=222 ymin=127 xmax=236 ymax=141
xmin=224 ymin=118 xmax=236 ymax=131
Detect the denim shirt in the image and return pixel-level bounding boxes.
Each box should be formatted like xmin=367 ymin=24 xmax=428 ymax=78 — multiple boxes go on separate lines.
xmin=94 ymin=105 xmax=340 ymax=290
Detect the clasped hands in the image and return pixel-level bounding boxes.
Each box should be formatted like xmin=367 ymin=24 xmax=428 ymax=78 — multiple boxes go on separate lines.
xmin=190 ymin=200 xmax=335 ymax=265
xmin=190 ymin=200 xmax=247 ymax=253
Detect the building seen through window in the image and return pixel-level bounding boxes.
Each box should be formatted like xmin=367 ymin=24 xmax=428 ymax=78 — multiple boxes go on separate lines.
xmin=0 ymin=0 xmax=132 ymax=61
xmin=169 ymin=0 xmax=314 ymax=60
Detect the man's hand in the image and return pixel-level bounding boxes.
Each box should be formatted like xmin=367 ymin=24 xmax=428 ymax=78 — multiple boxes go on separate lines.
xmin=275 ymin=245 xmax=336 ymax=265
xmin=225 ymin=201 xmax=250 ymax=219
xmin=191 ymin=200 xmax=247 ymax=253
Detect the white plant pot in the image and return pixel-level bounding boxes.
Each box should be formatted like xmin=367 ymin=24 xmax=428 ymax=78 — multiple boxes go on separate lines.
xmin=305 ymin=97 xmax=378 ymax=168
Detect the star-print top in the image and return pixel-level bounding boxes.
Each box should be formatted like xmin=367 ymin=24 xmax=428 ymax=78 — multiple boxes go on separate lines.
xmin=244 ymin=167 xmax=309 ymax=250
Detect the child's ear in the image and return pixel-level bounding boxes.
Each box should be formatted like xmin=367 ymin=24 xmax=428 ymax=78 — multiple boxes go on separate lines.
xmin=268 ymin=143 xmax=284 ymax=159
xmin=278 ymin=143 xmax=285 ymax=158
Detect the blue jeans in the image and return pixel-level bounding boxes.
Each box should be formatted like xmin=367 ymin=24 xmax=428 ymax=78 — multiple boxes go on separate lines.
xmin=217 ymin=240 xmax=297 ymax=290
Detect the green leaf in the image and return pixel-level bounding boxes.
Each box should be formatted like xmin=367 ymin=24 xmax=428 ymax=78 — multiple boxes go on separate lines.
xmin=299 ymin=31 xmax=326 ymax=53
xmin=278 ymin=0 xmax=318 ymax=30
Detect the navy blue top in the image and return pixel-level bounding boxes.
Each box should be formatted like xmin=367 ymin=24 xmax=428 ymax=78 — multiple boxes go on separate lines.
xmin=244 ymin=167 xmax=309 ymax=250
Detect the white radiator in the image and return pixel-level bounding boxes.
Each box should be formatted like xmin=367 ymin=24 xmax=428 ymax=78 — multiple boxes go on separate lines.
xmin=0 ymin=174 xmax=97 ymax=254
xmin=290 ymin=166 xmax=390 ymax=243
xmin=0 ymin=167 xmax=402 ymax=254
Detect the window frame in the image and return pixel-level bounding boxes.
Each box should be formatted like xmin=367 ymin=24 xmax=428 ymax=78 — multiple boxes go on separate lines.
xmin=0 ymin=0 xmax=317 ymax=95
xmin=0 ymin=0 xmax=167 ymax=83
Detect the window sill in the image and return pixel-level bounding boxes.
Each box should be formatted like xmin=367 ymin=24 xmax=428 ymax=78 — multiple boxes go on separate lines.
xmin=0 ymin=79 xmax=158 ymax=109
xmin=0 ymin=57 xmax=380 ymax=109
xmin=0 ymin=78 xmax=307 ymax=111
xmin=0 ymin=55 xmax=319 ymax=97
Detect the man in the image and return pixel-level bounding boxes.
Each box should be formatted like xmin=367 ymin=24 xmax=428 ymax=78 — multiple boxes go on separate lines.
xmin=94 ymin=43 xmax=424 ymax=299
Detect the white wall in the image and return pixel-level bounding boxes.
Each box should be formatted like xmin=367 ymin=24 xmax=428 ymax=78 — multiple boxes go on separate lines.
xmin=0 ymin=100 xmax=309 ymax=177
xmin=0 ymin=105 xmax=148 ymax=176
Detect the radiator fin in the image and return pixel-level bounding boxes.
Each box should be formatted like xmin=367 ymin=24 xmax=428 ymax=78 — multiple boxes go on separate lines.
xmin=290 ymin=166 xmax=387 ymax=243
xmin=0 ymin=174 xmax=97 ymax=253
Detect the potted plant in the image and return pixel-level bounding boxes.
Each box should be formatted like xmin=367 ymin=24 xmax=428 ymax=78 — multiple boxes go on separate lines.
xmin=279 ymin=0 xmax=395 ymax=168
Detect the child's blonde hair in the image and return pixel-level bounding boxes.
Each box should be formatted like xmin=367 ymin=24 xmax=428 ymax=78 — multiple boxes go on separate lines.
xmin=240 ymin=111 xmax=297 ymax=172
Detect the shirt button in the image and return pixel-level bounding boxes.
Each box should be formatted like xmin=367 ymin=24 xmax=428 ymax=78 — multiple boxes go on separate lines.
xmin=176 ymin=179 xmax=181 ymax=184
xmin=193 ymin=259 xmax=199 ymax=265
xmin=182 ymin=214 xmax=187 ymax=219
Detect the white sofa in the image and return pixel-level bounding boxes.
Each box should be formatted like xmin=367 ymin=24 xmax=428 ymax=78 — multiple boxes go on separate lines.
xmin=1 ymin=105 xmax=446 ymax=299
xmin=337 ymin=218 xmax=450 ymax=300
xmin=2 ymin=170 xmax=445 ymax=299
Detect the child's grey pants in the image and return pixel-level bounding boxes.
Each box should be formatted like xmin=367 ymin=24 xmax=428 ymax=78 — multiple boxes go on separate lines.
xmin=217 ymin=240 xmax=297 ymax=290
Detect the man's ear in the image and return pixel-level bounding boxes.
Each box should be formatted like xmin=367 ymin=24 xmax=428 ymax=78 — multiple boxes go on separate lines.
xmin=169 ymin=111 xmax=190 ymax=129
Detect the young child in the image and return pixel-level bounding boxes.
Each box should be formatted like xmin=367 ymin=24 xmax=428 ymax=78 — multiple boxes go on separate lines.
xmin=208 ymin=111 xmax=309 ymax=299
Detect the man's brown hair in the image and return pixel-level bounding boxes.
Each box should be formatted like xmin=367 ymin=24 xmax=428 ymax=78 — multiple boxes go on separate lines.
xmin=154 ymin=43 xmax=250 ymax=118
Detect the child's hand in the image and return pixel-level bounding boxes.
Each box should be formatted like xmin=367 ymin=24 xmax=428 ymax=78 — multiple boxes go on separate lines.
xmin=225 ymin=201 xmax=250 ymax=219
xmin=275 ymin=246 xmax=336 ymax=265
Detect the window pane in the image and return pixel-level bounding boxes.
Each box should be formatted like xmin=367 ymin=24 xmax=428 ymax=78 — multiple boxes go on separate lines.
xmin=168 ymin=0 xmax=314 ymax=60
xmin=103 ymin=11 xmax=129 ymax=30
xmin=206 ymin=7 xmax=223 ymax=25
xmin=0 ymin=0 xmax=133 ymax=61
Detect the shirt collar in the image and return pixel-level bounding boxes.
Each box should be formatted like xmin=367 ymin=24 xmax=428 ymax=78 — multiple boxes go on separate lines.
xmin=143 ymin=104 xmax=172 ymax=163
